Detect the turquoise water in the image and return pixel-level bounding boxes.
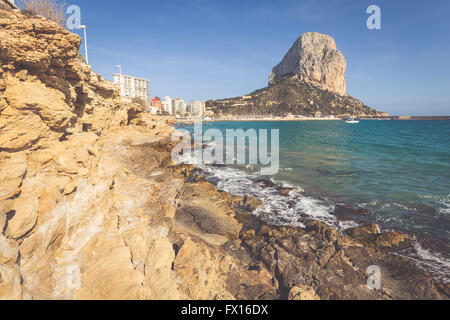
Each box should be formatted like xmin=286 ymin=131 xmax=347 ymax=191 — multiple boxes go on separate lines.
xmin=176 ymin=120 xmax=450 ymax=280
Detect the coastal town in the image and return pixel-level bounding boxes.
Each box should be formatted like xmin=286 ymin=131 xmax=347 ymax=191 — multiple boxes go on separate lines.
xmin=112 ymin=72 xmax=208 ymax=119
xmin=111 ymin=72 xmax=449 ymax=122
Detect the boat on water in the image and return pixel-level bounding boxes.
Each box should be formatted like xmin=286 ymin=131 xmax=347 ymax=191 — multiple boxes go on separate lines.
xmin=345 ymin=117 xmax=360 ymax=124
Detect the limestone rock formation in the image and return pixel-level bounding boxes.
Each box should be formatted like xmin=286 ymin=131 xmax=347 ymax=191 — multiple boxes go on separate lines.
xmin=269 ymin=32 xmax=347 ymax=95
xmin=0 ymin=9 xmax=447 ymax=300
xmin=0 ymin=9 xmax=278 ymax=300
xmin=207 ymin=34 xmax=386 ymax=118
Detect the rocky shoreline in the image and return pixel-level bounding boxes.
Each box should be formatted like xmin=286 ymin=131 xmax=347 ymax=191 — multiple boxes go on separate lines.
xmin=0 ymin=9 xmax=448 ymax=300
xmin=180 ymin=166 xmax=450 ymax=299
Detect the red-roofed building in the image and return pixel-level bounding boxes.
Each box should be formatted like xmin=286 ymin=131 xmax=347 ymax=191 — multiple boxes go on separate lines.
xmin=151 ymin=96 xmax=163 ymax=112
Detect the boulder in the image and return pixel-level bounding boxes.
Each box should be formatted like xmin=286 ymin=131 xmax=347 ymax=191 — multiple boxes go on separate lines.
xmin=376 ymin=231 xmax=410 ymax=248
xmin=4 ymin=78 xmax=75 ymax=130
xmin=346 ymin=223 xmax=381 ymax=240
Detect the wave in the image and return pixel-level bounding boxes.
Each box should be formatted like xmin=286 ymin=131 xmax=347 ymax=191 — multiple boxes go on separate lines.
xmin=199 ymin=165 xmax=362 ymax=231
xmin=395 ymin=237 xmax=450 ymax=283
xmin=420 ymin=194 xmax=450 ymax=216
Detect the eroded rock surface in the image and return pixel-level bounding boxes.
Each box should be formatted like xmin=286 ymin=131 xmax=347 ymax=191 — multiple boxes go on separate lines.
xmin=269 ymin=32 xmax=347 ymax=95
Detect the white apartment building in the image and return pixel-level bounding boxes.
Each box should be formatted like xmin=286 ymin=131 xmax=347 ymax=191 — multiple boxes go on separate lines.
xmin=163 ymin=96 xmax=174 ymax=115
xmin=189 ymin=100 xmax=206 ymax=117
xmin=113 ymin=73 xmax=150 ymax=106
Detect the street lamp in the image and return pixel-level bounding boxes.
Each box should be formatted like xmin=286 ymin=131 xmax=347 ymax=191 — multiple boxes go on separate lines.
xmin=79 ymin=25 xmax=88 ymax=64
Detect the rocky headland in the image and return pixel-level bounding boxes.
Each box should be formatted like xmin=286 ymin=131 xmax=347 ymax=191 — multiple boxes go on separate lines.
xmin=207 ymin=32 xmax=387 ymax=118
xmin=0 ymin=10 xmax=448 ymax=300
xmin=269 ymin=32 xmax=347 ymax=95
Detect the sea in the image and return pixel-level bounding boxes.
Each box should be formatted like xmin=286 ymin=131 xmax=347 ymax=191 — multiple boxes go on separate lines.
xmin=175 ymin=120 xmax=450 ymax=283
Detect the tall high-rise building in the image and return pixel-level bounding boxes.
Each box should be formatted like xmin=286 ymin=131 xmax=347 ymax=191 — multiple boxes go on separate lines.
xmin=163 ymin=96 xmax=174 ymax=115
xmin=113 ymin=73 xmax=150 ymax=107
xmin=189 ymin=100 xmax=206 ymax=117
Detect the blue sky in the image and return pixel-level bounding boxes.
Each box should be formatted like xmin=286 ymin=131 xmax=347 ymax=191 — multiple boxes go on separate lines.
xmin=67 ymin=0 xmax=449 ymax=116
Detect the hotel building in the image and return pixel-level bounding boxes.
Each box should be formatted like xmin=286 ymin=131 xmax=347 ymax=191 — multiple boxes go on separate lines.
xmin=163 ymin=96 xmax=174 ymax=115
xmin=189 ymin=100 xmax=206 ymax=117
xmin=113 ymin=73 xmax=151 ymax=107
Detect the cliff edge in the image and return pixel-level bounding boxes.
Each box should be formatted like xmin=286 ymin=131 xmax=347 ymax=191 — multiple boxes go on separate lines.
xmin=0 ymin=9 xmax=276 ymax=300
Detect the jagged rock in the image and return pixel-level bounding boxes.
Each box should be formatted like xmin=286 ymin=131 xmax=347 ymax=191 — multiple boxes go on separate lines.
xmin=269 ymin=32 xmax=347 ymax=95
xmin=234 ymin=195 xmax=264 ymax=212
xmin=0 ymin=111 xmax=50 ymax=152
xmin=288 ymin=285 xmax=320 ymax=300
xmin=4 ymin=195 xmax=39 ymax=239
xmin=0 ymin=10 xmax=81 ymax=73
xmin=346 ymin=223 xmax=381 ymax=240
xmin=277 ymin=186 xmax=299 ymax=197
xmin=0 ymin=154 xmax=27 ymax=200
xmin=0 ymin=199 xmax=13 ymax=230
xmin=0 ymin=264 xmax=22 ymax=300
xmin=0 ymin=235 xmax=19 ymax=265
xmin=4 ymin=77 xmax=75 ymax=130
xmin=376 ymin=231 xmax=410 ymax=248
xmin=244 ymin=196 xmax=264 ymax=211
xmin=173 ymin=237 xmax=276 ymax=300
xmin=175 ymin=182 xmax=242 ymax=246
xmin=241 ymin=216 xmax=449 ymax=300
xmin=174 ymin=238 xmax=235 ymax=300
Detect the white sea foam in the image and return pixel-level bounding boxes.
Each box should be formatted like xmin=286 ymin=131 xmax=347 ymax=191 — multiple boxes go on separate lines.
xmin=420 ymin=194 xmax=450 ymax=215
xmin=199 ymin=165 xmax=342 ymax=230
xmin=392 ymin=202 xmax=418 ymax=212
xmin=395 ymin=238 xmax=450 ymax=283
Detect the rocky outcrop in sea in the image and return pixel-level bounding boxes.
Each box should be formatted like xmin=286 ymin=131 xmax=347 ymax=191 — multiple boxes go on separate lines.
xmin=207 ymin=32 xmax=386 ymax=118
xmin=269 ymin=32 xmax=347 ymax=95
xmin=0 ymin=10 xmax=447 ymax=300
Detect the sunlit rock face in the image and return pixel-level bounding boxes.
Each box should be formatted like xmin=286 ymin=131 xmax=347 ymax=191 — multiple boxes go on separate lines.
xmin=269 ymin=32 xmax=347 ymax=95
